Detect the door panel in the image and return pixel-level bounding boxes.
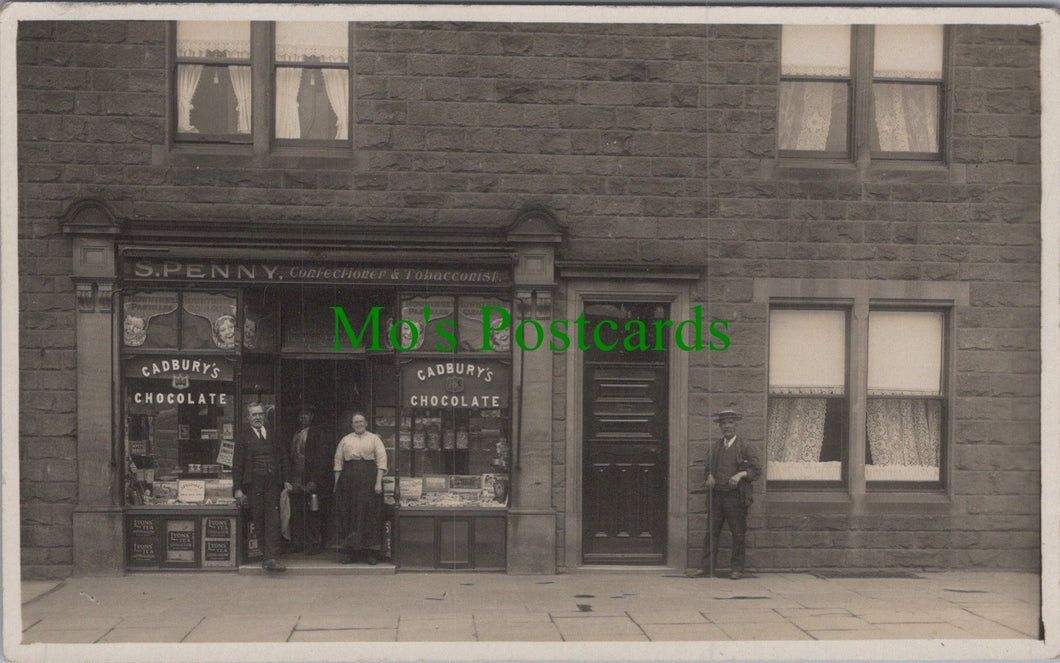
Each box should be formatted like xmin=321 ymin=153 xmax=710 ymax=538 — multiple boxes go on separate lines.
xmin=582 ymin=303 xmax=669 ymax=565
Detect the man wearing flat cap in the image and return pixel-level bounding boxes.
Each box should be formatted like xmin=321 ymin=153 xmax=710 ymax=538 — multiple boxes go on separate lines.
xmin=690 ymin=407 xmax=760 ymax=580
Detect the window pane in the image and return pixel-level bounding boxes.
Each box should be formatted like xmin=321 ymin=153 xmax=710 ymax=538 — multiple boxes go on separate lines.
xmin=176 ymin=21 xmax=251 ymax=59
xmin=124 ymin=292 xmax=178 ymax=348
xmin=458 ymin=297 xmax=510 ymax=351
xmin=873 ymin=25 xmax=944 ymax=79
xmin=866 ymin=398 xmax=941 ymax=482
xmin=871 ymin=83 xmax=939 ymax=154
xmin=781 ymin=25 xmax=851 ymax=76
xmin=779 ymin=81 xmax=848 ymax=152
xmin=178 ymin=64 xmax=251 ymax=135
xmin=182 ymin=292 xmax=238 ymax=351
xmin=768 ymin=309 xmax=846 ymax=394
xmin=275 ymin=67 xmax=348 ymax=140
xmin=868 ymin=311 xmax=943 ymax=395
xmin=767 ymin=396 xmax=844 ymax=481
xmin=275 ymin=22 xmax=349 ymax=63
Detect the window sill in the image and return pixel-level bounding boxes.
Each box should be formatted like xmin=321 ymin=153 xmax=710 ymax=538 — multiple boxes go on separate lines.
xmin=770 ymin=157 xmax=953 ymax=183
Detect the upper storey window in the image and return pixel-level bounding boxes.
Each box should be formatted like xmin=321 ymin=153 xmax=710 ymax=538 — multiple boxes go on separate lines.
xmin=173 ymin=21 xmax=352 ymax=148
xmin=779 ymin=25 xmax=946 ymax=161
xmin=274 ymin=22 xmax=350 ymax=142
xmin=175 ymin=21 xmax=252 ymax=142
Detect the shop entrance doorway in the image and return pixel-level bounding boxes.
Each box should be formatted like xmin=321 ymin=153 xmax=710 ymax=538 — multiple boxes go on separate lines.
xmin=581 ymin=302 xmax=670 ymax=565
xmin=279 ymin=359 xmax=367 ymax=444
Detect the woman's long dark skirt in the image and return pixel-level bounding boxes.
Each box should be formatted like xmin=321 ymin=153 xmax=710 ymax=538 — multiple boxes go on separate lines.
xmin=334 ymin=459 xmax=383 ymax=552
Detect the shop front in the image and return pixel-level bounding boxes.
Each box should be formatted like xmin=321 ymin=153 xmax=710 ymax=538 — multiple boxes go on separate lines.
xmin=117 ymin=253 xmax=516 ymax=571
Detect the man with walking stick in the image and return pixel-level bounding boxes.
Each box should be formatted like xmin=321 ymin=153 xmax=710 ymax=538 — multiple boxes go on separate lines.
xmin=689 ymin=407 xmax=760 ymax=580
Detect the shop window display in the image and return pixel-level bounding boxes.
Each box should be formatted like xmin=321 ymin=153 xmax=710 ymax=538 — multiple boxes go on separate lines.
xmin=124 ymin=361 xmax=237 ymax=506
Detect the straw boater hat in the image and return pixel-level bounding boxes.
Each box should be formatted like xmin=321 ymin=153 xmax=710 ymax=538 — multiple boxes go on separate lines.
xmin=712 ymin=408 xmax=742 ymax=422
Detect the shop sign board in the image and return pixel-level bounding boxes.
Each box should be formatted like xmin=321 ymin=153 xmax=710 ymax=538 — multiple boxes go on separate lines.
xmin=126 ymin=259 xmax=511 ymax=286
xmin=401 ymin=359 xmax=510 ymax=408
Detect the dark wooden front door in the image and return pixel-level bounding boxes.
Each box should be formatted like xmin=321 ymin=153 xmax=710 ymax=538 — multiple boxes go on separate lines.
xmin=582 ymin=302 xmax=669 ymax=565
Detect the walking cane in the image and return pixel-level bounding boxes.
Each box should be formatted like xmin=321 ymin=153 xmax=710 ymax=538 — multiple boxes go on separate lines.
xmin=707 ymin=482 xmax=714 ymax=579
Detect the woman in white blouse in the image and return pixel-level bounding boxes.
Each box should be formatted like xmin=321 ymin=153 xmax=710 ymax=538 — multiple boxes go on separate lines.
xmin=332 ymin=412 xmax=388 ymax=564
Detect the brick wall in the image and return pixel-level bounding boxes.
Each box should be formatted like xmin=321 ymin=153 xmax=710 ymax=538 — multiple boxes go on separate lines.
xmin=17 ymin=21 xmax=1040 ymax=577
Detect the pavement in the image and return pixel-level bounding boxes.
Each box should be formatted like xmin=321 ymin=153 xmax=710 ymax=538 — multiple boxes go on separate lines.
xmin=16 ymin=569 xmax=1040 ymax=646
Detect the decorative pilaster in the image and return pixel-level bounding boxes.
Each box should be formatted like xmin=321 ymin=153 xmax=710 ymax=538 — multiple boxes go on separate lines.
xmin=505 ymin=208 xmax=563 ymax=574
xmin=60 ymin=199 xmax=124 ymax=576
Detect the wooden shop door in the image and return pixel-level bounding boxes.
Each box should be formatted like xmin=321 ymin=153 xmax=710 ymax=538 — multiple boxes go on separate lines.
xmin=581 ymin=302 xmax=669 ymax=565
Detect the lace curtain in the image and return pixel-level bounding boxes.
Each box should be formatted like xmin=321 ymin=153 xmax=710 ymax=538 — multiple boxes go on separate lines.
xmin=866 ymin=399 xmax=940 ymax=468
xmin=275 ymin=68 xmax=303 ymax=139
xmin=873 ymin=84 xmax=938 ymax=153
xmin=176 ymin=65 xmax=204 ymax=133
xmin=768 ymin=398 xmax=826 ymax=463
xmin=228 ymin=66 xmax=252 ymax=134
xmin=321 ymin=69 xmax=349 ymax=140
xmin=779 ymin=82 xmax=846 ymax=152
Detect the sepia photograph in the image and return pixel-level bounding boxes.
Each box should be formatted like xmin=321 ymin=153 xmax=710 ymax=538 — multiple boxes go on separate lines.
xmin=1 ymin=2 xmax=1057 ymax=661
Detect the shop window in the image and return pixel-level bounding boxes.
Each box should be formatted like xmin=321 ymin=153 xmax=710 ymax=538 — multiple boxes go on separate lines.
xmin=173 ymin=21 xmax=351 ymax=147
xmin=243 ymin=289 xmax=279 ymax=354
xmin=174 ymin=21 xmax=252 ymax=142
xmin=124 ymin=358 xmax=237 ymax=506
xmin=866 ymin=310 xmax=945 ymax=484
xmin=779 ymin=25 xmax=945 ymax=161
xmin=124 ymin=291 xmax=238 ymax=352
xmin=124 ymin=292 xmax=179 ymax=349
xmin=767 ymin=309 xmax=848 ymax=484
xmin=182 ymin=292 xmax=239 ymax=350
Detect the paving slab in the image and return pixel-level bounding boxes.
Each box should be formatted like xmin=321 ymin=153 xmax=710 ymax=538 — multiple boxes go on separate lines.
xmin=717 ymin=622 xmax=813 ymax=641
xmin=296 ymin=613 xmax=400 ymax=630
xmin=397 ymin=616 xmax=477 ymax=641
xmin=289 ymin=628 xmax=397 ymax=642
xmin=790 ymin=616 xmax=874 ymax=632
xmin=183 ymin=615 xmax=298 ymax=642
xmin=626 ymin=609 xmax=710 ymax=625
xmin=552 ymin=616 xmax=648 ymax=641
xmin=640 ymin=623 xmax=732 ymax=641
xmin=22 ymin=615 xmax=123 ymax=633
xmin=99 ymin=627 xmax=196 ymax=643
xmin=21 ymin=629 xmax=109 ymax=644
xmin=474 ymin=621 xmax=564 ymax=641
xmin=962 ymin=606 xmax=1039 ymax=636
xmin=701 ymin=608 xmax=788 ymax=624
xmin=21 ymin=581 xmax=63 ymax=604
xmin=805 ymin=629 xmax=890 ymax=640
xmin=875 ymin=622 xmax=977 ymax=639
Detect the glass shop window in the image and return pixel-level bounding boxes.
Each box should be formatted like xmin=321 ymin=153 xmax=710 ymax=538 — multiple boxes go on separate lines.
xmin=124 ymin=361 xmax=236 ymax=507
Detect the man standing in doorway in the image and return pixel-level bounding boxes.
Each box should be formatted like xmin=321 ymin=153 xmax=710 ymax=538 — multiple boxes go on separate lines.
xmin=689 ymin=408 xmax=760 ymax=580
xmin=289 ymin=404 xmax=334 ymax=555
xmin=233 ymin=402 xmax=291 ymax=572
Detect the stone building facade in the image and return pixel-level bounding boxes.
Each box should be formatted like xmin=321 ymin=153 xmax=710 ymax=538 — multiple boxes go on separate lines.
xmin=16 ymin=18 xmax=1041 ymax=579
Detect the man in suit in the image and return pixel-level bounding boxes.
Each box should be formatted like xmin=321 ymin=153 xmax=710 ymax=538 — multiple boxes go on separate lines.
xmin=689 ymin=408 xmax=761 ymax=580
xmin=233 ymin=402 xmax=291 ymax=572
xmin=288 ymin=405 xmax=335 ymax=555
